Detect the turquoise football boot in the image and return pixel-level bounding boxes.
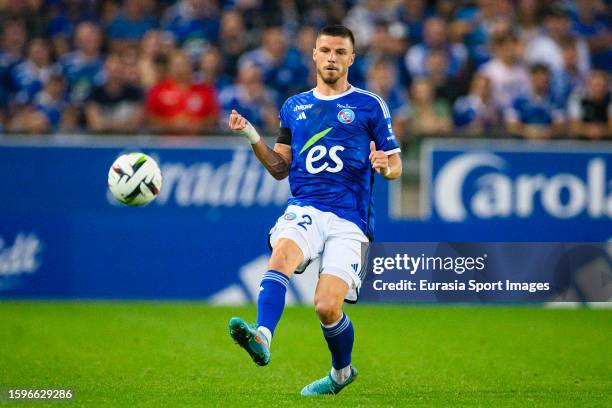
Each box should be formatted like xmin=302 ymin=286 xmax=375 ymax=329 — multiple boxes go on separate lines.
xmin=229 ymin=317 xmax=270 ymax=366
xmin=300 ymin=366 xmax=358 ymax=396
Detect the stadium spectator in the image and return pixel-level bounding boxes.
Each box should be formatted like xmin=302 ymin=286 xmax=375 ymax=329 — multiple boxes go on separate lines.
xmin=238 ymin=26 xmax=308 ymax=104
xmin=551 ymin=35 xmax=588 ymax=109
xmin=197 ymin=46 xmax=232 ymax=93
xmin=6 ymin=105 xmax=49 ymax=133
xmin=571 ymin=0 xmax=611 ymax=71
xmin=218 ymin=62 xmax=278 ymax=133
xmin=450 ymin=0 xmax=513 ymax=68
xmin=45 ymin=0 xmax=74 ymax=59
xmin=404 ymin=16 xmax=468 ymax=79
xmin=0 ymin=0 xmax=47 ymax=38
xmin=146 ymin=50 xmax=219 ymax=134
xmin=453 ymin=73 xmax=499 ymax=134
xmin=363 ymin=21 xmax=409 ymax=88
xmin=366 ymin=59 xmax=410 ymax=140
xmin=296 ymin=25 xmax=317 ymax=87
xmin=343 ymin=0 xmax=396 ymax=50
xmin=479 ymin=30 xmax=530 ymax=111
xmin=395 ymin=0 xmax=431 ymax=46
xmin=0 ymin=0 xmax=606 ymax=139
xmin=514 ymin=0 xmax=542 ymax=44
xmin=50 ymin=33 xmax=71 ymax=60
xmin=0 ymin=18 xmax=27 ymax=114
xmin=0 ymin=17 xmax=26 ymax=64
xmin=44 ymin=0 xmax=102 ymax=31
xmin=32 ymin=74 xmax=76 ymax=132
xmin=218 ymin=10 xmax=248 ymax=79
xmin=505 ymin=64 xmax=566 ymax=139
xmin=60 ymin=21 xmax=105 ymax=103
xmin=269 ymin=0 xmax=300 ymax=37
xmin=425 ymin=48 xmax=466 ymax=105
xmin=7 ymin=74 xmax=73 ymax=134
xmin=162 ymin=0 xmax=220 ymax=52
xmin=297 ymin=2 xmax=345 ymax=29
xmin=46 ymin=1 xmax=74 ymax=41
xmin=138 ymin=30 xmax=176 ymax=90
xmin=85 ymin=53 xmax=144 ymax=133
xmin=348 ymin=21 xmax=402 ymax=89
xmin=10 ymin=38 xmax=59 ymax=106
xmin=120 ymin=45 xmax=141 ymax=86
xmin=568 ymin=70 xmax=611 ymax=140
xmin=107 ymin=0 xmax=159 ymax=51
xmin=434 ymin=0 xmax=458 ymax=23
xmin=524 ymin=5 xmax=591 ymax=77
xmin=407 ymin=77 xmax=452 ymax=135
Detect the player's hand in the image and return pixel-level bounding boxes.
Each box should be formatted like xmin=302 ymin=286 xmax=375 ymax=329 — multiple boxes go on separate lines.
xmin=229 ymin=109 xmax=261 ymax=144
xmin=369 ymin=141 xmax=390 ymax=177
xmin=228 ymin=109 xmax=248 ymax=132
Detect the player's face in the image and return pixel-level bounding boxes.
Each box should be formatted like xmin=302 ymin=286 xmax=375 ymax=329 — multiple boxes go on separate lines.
xmin=313 ymin=35 xmax=355 ymax=85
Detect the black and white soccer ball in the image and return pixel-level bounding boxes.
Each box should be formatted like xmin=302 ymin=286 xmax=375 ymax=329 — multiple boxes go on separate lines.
xmin=108 ymin=153 xmax=162 ymax=206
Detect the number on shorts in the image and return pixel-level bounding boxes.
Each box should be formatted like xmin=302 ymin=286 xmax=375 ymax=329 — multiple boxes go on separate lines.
xmin=297 ymin=214 xmax=312 ymax=230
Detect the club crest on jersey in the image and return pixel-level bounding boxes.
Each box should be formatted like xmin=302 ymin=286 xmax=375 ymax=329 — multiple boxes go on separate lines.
xmin=337 ymin=108 xmax=355 ymax=124
xmin=283 ymin=212 xmax=297 ymax=221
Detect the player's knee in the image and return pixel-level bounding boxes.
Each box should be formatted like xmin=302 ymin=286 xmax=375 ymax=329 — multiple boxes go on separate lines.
xmin=314 ymin=297 xmax=342 ymax=325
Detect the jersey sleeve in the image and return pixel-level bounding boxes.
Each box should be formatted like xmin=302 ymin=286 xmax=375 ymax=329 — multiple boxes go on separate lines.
xmin=278 ymin=99 xmax=290 ymax=129
xmin=369 ymin=97 xmax=401 ymax=155
xmin=277 ymin=99 xmax=292 ymax=145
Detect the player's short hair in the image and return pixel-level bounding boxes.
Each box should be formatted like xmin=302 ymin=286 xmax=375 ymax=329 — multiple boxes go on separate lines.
xmin=317 ymin=25 xmax=355 ymax=49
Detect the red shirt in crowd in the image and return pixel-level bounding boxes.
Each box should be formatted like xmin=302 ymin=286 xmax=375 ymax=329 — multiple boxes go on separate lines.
xmin=146 ymin=78 xmax=219 ymax=130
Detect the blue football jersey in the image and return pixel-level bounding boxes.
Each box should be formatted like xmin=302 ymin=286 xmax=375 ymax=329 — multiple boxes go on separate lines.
xmin=279 ymin=86 xmax=401 ymax=239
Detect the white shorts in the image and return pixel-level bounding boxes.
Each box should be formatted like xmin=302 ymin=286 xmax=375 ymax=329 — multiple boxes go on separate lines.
xmin=269 ymin=205 xmax=369 ymax=303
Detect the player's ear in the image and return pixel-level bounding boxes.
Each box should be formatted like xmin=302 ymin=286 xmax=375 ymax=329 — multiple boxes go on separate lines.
xmin=348 ymin=51 xmax=355 ymax=67
xmin=312 ymin=47 xmax=317 ymax=63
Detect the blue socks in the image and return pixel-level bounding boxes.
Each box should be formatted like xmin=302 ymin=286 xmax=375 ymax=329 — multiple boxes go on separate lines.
xmin=256 ymin=269 xmax=354 ymax=374
xmin=321 ymin=313 xmax=354 ymax=370
xmin=256 ymin=270 xmax=289 ymax=339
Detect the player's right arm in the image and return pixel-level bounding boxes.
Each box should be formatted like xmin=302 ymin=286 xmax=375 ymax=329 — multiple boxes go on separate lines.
xmin=228 ymin=109 xmax=292 ymax=180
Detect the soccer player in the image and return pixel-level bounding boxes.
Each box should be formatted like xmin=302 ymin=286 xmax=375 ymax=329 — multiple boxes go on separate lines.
xmin=227 ymin=25 xmax=402 ymax=396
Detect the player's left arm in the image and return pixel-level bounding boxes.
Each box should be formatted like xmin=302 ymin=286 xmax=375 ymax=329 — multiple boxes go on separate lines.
xmin=369 ymin=141 xmax=402 ymax=180
xmin=368 ymin=98 xmax=403 ymax=180
xmin=228 ymin=109 xmax=291 ymax=180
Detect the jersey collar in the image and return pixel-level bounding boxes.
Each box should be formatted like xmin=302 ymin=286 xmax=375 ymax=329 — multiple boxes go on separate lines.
xmin=312 ymin=85 xmax=355 ymax=100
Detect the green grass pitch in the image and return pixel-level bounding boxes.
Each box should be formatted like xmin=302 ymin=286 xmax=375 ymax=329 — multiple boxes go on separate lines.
xmin=0 ymin=303 xmax=610 ymax=407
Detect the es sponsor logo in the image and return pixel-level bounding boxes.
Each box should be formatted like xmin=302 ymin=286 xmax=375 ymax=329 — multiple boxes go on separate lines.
xmin=306 ymin=145 xmax=344 ymax=174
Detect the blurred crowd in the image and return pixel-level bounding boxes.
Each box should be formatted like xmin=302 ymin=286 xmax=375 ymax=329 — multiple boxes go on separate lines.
xmin=0 ymin=0 xmax=610 ymax=140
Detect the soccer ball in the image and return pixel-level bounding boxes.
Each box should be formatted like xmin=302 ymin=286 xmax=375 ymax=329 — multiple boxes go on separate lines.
xmin=108 ymin=153 xmax=162 ymax=206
